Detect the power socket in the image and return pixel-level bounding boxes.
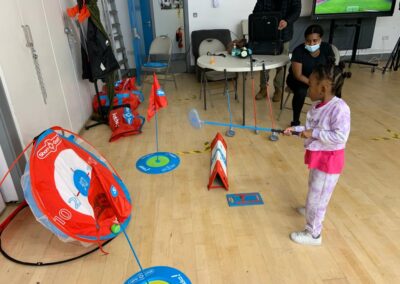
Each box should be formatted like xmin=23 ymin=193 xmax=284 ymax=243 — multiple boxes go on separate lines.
xmin=382 ymin=35 xmax=389 ymax=40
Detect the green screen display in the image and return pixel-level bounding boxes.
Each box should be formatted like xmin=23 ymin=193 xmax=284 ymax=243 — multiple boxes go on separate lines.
xmin=314 ymin=0 xmax=393 ymax=15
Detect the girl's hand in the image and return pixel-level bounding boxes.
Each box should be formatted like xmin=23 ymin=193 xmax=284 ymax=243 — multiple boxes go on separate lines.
xmin=283 ymin=127 xmax=295 ymax=136
xmin=301 ymin=129 xmax=313 ymax=139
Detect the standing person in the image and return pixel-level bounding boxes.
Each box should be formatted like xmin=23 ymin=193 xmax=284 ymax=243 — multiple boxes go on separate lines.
xmin=287 ymin=24 xmax=335 ymax=126
xmin=253 ymin=0 xmax=302 ymax=102
xmin=284 ymin=63 xmax=351 ymax=245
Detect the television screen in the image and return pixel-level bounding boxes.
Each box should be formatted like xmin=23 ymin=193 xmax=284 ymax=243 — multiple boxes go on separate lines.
xmin=312 ymin=0 xmax=397 ymax=19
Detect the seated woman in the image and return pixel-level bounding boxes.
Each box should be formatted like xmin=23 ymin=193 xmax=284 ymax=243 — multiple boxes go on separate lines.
xmin=286 ymin=24 xmax=335 ymax=126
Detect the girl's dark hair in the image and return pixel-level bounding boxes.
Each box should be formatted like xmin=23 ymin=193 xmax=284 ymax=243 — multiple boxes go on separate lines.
xmin=312 ymin=61 xmax=352 ymax=98
xmin=304 ymin=24 xmax=324 ymax=38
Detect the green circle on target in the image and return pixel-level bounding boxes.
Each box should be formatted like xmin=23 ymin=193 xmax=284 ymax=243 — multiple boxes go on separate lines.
xmin=136 ymin=152 xmax=180 ymax=175
xmin=146 ymin=155 xmax=170 ymax=167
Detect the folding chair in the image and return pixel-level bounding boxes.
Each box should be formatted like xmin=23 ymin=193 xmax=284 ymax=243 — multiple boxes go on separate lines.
xmin=141 ymin=35 xmax=177 ymax=89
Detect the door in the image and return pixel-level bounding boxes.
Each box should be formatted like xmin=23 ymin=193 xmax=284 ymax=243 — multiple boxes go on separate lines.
xmin=0 ymin=1 xmax=92 ymax=143
xmin=0 ymin=1 xmax=50 ymax=144
xmin=128 ymin=0 xmax=146 ymax=85
xmin=140 ymin=0 xmax=154 ymax=57
xmin=43 ymin=0 xmax=92 ymax=131
xmin=16 ymin=0 xmax=72 ymax=130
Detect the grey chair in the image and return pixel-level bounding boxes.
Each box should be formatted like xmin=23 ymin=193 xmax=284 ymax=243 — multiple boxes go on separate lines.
xmin=198 ymin=38 xmax=238 ymax=110
xmin=141 ymin=35 xmax=177 ymax=89
xmin=191 ymin=29 xmax=232 ymax=82
xmin=277 ymin=44 xmax=340 ymax=121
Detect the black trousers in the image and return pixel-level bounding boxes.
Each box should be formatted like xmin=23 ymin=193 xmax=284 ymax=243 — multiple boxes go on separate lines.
xmin=286 ymin=75 xmax=308 ymax=126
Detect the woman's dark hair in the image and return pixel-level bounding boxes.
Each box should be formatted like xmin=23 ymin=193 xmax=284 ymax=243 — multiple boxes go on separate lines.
xmin=304 ymin=24 xmax=324 ymax=38
xmin=312 ymin=61 xmax=352 ymax=98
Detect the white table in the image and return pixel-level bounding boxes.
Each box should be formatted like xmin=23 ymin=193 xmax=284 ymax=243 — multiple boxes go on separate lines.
xmin=197 ymin=52 xmax=289 ymax=125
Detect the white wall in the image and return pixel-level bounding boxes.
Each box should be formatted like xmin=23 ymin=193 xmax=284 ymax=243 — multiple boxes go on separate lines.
xmin=187 ymin=0 xmax=399 ymax=55
xmin=152 ymin=0 xmax=185 ymax=54
xmin=370 ymin=6 xmax=400 ymax=55
xmin=187 ymin=0 xmax=255 ymax=39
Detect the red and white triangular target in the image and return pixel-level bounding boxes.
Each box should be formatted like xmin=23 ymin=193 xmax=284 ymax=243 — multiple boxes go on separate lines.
xmin=208 ymin=133 xmax=228 ymax=191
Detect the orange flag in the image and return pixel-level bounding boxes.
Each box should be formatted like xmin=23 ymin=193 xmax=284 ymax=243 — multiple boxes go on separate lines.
xmin=147 ymin=73 xmax=168 ymax=121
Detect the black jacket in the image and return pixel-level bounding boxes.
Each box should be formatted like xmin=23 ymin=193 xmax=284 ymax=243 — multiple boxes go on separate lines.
xmin=78 ymin=0 xmax=119 ymax=81
xmin=253 ymin=0 xmax=301 ymax=42
xmin=83 ymin=18 xmax=119 ymax=81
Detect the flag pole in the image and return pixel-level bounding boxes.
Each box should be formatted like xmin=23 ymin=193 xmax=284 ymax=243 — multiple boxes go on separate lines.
xmin=155 ymin=111 xmax=160 ymax=162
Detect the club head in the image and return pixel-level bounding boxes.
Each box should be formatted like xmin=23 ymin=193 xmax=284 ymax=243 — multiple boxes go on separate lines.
xmin=269 ymin=132 xmax=279 ymax=142
xmin=188 ymin=108 xmax=203 ymax=129
xmin=225 ymin=128 xmax=235 ymax=137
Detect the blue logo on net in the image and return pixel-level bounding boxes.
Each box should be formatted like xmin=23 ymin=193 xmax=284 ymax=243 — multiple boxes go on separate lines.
xmin=110 ymin=185 xmax=118 ymax=197
xmin=123 ymin=107 xmax=133 ymax=125
xmin=156 ymin=89 xmax=165 ymax=97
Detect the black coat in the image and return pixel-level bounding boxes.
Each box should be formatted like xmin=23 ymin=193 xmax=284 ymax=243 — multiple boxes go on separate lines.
xmin=81 ymin=18 xmax=119 ymax=82
xmin=253 ymin=0 xmax=301 ymax=42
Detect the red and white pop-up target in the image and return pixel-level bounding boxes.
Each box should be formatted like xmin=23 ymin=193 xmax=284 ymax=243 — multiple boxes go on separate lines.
xmin=208 ymin=133 xmax=228 ymax=191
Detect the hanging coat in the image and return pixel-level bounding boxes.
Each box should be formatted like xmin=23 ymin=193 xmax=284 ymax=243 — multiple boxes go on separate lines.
xmin=84 ymin=17 xmax=119 ymax=81
xmin=73 ymin=0 xmax=119 ymax=81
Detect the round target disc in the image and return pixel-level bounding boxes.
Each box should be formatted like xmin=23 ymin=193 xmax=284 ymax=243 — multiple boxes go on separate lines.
xmin=136 ymin=152 xmax=180 ymax=174
xmin=125 ymin=266 xmax=191 ymax=284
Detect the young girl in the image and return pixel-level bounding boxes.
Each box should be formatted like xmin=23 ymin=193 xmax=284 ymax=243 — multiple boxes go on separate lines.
xmin=284 ymin=62 xmax=351 ymax=245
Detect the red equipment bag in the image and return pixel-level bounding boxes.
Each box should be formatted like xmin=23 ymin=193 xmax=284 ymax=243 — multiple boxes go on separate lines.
xmin=92 ymin=91 xmax=110 ymax=113
xmin=108 ymin=105 xmax=145 ymax=142
xmin=114 ymin=77 xmax=136 ymax=93
xmin=114 ymin=77 xmax=144 ymax=111
xmin=113 ymin=91 xmax=144 ymax=112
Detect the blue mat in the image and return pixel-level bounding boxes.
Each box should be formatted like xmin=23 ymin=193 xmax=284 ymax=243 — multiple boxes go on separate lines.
xmin=125 ymin=266 xmax=191 ymax=284
xmin=226 ymin=192 xmax=264 ymax=207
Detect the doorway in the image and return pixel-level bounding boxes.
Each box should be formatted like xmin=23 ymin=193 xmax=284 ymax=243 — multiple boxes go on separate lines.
xmin=129 ymin=0 xmax=189 ymax=78
xmin=151 ymin=0 xmax=188 ymax=73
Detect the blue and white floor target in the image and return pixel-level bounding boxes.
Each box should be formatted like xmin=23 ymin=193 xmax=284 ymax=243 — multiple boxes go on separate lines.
xmin=136 ymin=152 xmax=180 ymax=174
xmin=125 ymin=266 xmax=191 ymax=284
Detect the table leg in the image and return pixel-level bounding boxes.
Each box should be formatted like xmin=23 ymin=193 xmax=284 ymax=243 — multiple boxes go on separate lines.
xmin=203 ymin=70 xmax=207 ymax=110
xmin=242 ymin=72 xmax=247 ymax=126
xmin=200 ymin=68 xmax=204 ymax=100
xmin=280 ymin=64 xmax=287 ymax=111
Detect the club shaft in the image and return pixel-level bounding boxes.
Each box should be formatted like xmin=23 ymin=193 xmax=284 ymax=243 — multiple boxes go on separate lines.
xmin=203 ymin=120 xmax=277 ymax=133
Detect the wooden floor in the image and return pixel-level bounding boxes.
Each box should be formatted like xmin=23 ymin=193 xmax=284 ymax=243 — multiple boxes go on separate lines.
xmin=1 ymin=66 xmax=400 ymax=283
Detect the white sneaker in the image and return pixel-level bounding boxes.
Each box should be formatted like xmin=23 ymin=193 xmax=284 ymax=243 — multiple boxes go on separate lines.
xmin=290 ymin=230 xmax=322 ymax=246
xmin=296 ymin=207 xmax=305 ymax=216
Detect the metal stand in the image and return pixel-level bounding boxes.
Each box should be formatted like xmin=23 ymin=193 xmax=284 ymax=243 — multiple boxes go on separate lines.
xmin=85 ymin=80 xmax=109 ymax=130
xmin=249 ymin=55 xmax=258 ymax=134
xmin=329 ymin=19 xmax=377 ymax=72
xmin=382 ymin=36 xmax=400 ymax=74
xmin=261 ymin=64 xmax=279 ymax=142
xmin=224 ymin=69 xmax=235 ymax=137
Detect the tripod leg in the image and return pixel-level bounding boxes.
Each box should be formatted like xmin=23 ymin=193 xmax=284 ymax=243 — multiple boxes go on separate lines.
xmin=383 ymin=36 xmax=400 ymax=74
xmin=394 ymin=49 xmax=400 ymax=71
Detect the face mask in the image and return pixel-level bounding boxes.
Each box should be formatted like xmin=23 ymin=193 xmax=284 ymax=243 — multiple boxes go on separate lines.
xmin=305 ymin=44 xmax=320 ymax=53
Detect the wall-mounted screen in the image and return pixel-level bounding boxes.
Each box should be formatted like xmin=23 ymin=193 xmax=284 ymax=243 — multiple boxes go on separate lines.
xmin=312 ymin=0 xmax=397 ymax=20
